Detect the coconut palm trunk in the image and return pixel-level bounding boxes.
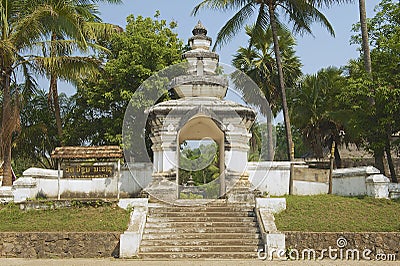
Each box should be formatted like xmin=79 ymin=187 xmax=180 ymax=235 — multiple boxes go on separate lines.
xmin=358 ymin=0 xmax=372 ymax=74
xmin=1 ymin=69 xmax=13 ymax=186
xmin=49 ymin=32 xmax=64 ymax=143
xmin=50 ymin=74 xmax=64 ymax=142
xmin=358 ymin=0 xmax=389 ymax=176
xmin=268 ymin=3 xmax=294 ymax=161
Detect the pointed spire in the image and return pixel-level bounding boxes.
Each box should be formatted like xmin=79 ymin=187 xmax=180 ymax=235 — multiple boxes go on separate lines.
xmin=192 ymin=20 xmax=207 ymax=36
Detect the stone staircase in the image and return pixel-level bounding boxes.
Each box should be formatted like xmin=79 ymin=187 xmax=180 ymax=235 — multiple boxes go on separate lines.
xmin=139 ymin=200 xmax=262 ymax=259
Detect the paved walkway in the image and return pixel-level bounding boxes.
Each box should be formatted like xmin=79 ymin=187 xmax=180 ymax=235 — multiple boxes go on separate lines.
xmin=0 ymin=259 xmax=398 ymax=266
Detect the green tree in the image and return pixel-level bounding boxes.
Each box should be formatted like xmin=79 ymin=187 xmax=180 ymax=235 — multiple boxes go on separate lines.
xmin=274 ymin=123 xmax=307 ymax=161
xmin=232 ymin=25 xmax=301 ymax=160
xmin=12 ymin=90 xmax=74 ymax=174
xmin=42 ymin=0 xmax=122 ymax=143
xmin=289 ymin=67 xmax=346 ymax=166
xmin=179 ymin=142 xmax=220 ymax=186
xmin=0 ymin=0 xmax=101 ymax=185
xmin=340 ymin=60 xmax=399 ymax=181
xmin=66 ymin=14 xmax=183 ymax=146
xmin=345 ymin=0 xmax=400 ymax=181
xmin=193 ymin=0 xmax=351 ymax=161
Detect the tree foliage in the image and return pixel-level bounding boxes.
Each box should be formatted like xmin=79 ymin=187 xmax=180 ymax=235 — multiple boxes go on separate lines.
xmin=289 ymin=67 xmax=346 ymax=164
xmin=179 ymin=141 xmax=220 ymax=186
xmin=232 ymin=25 xmax=302 ymax=161
xmin=193 ymin=0 xmax=350 ymax=161
xmin=65 ymin=14 xmax=183 ymax=146
xmin=340 ymin=0 xmax=400 ymax=180
xmin=1 ymin=0 xmax=106 ymax=184
xmin=12 ymin=90 xmax=73 ymax=175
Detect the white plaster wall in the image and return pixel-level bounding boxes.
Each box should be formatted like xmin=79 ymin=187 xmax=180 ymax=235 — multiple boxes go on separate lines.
xmin=162 ymin=150 xmax=176 ymax=172
xmin=247 ymin=162 xmax=291 ymax=196
xmin=330 ymin=166 xmax=381 ymax=196
xmin=121 ymin=164 xmax=152 ymax=195
xmin=332 ymin=176 xmax=367 ymax=196
xmin=226 ymin=150 xmax=248 ymax=173
xmin=35 ymin=177 xmax=118 ymax=198
xmin=22 ymin=164 xmax=152 ymax=199
xmin=293 ymin=180 xmax=328 ymax=195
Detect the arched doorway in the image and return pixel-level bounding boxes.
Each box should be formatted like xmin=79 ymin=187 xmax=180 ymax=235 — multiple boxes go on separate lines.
xmin=177 ymin=115 xmax=225 ymax=199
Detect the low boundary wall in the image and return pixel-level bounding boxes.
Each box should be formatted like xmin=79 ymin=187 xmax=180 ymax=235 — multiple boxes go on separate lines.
xmin=0 ymin=231 xmax=398 ymax=260
xmin=0 ymin=232 xmax=120 ymax=258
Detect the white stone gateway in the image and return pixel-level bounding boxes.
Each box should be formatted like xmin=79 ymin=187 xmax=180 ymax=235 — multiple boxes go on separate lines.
xmin=144 ymin=21 xmax=256 ymax=203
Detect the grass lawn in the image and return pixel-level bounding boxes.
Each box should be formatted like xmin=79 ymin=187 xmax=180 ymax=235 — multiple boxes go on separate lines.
xmin=275 ymin=194 xmax=400 ymax=232
xmin=0 ymin=203 xmax=130 ymax=232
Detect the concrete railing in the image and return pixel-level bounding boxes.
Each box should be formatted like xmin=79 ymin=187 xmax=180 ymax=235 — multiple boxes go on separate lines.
xmin=118 ymin=198 xmax=149 ymax=258
xmin=255 ymin=198 xmax=286 ymax=260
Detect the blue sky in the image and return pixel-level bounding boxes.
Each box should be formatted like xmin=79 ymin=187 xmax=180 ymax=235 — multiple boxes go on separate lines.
xmin=98 ymin=0 xmax=380 ymax=72
xmin=58 ymin=0 xmax=381 ymax=95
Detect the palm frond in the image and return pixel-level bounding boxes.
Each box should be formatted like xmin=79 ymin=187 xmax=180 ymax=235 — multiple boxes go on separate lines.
xmin=213 ymin=2 xmax=255 ymax=50
xmin=282 ymin=0 xmax=335 ymax=36
xmin=250 ymin=3 xmax=269 ymax=47
xmin=32 ymin=56 xmax=101 ymax=83
xmin=312 ymin=0 xmax=355 ymax=8
xmin=83 ymin=21 xmax=119 ymax=42
xmin=192 ymin=0 xmax=250 ymax=15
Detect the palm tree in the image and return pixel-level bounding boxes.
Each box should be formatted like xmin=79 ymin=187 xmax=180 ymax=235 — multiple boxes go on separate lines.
xmin=289 ymin=67 xmax=346 ymax=166
xmin=232 ymin=25 xmax=302 ymax=160
xmin=43 ymin=0 xmax=121 ymax=143
xmin=193 ymin=0 xmax=352 ymax=161
xmin=1 ymin=0 xmax=52 ymax=186
xmin=0 ymin=0 xmax=107 ymax=185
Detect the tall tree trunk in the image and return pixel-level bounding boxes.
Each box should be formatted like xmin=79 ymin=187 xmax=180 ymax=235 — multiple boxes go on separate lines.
xmin=374 ymin=148 xmax=385 ymax=174
xmin=50 ymin=75 xmax=63 ymax=142
xmin=334 ymin=142 xmax=342 ymax=168
xmin=329 ymin=135 xmax=342 ymax=168
xmin=266 ymin=109 xmax=274 ymax=161
xmin=49 ymin=32 xmax=63 ymax=144
xmin=268 ymin=3 xmax=294 ymax=161
xmin=358 ymin=0 xmax=372 ymax=74
xmin=385 ymin=136 xmax=397 ymax=183
xmin=1 ymin=69 xmax=13 ymax=186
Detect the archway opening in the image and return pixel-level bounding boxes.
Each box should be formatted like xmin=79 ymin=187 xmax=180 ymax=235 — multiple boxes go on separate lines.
xmin=177 ymin=116 xmax=225 ymax=199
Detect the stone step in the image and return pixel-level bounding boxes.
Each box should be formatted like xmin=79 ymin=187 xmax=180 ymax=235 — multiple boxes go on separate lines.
xmin=139 ymin=252 xmax=259 ymax=259
xmin=148 ymin=211 xmax=255 ymax=217
xmin=142 ymin=232 xmax=260 ymax=240
xmin=139 ymin=245 xmax=259 ymax=253
xmin=145 ymin=221 xmax=258 ymax=228
xmin=143 ymin=226 xmax=259 ymax=234
xmin=149 ymin=206 xmax=254 ymax=213
xmin=141 ymin=238 xmax=261 ymax=246
xmin=140 ymin=202 xmax=262 ymax=260
xmin=146 ymin=216 xmax=255 ymax=223
xmin=148 ymin=199 xmax=249 ymax=207
xmin=148 ymin=199 xmax=228 ymax=206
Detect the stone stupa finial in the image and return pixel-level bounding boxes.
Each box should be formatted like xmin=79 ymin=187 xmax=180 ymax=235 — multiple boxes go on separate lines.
xmin=192 ymin=21 xmax=207 ymax=36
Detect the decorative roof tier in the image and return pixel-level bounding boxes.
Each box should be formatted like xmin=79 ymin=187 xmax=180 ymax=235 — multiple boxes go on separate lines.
xmin=172 ymin=22 xmax=228 ymax=98
xmin=147 ymin=98 xmax=255 ymax=131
